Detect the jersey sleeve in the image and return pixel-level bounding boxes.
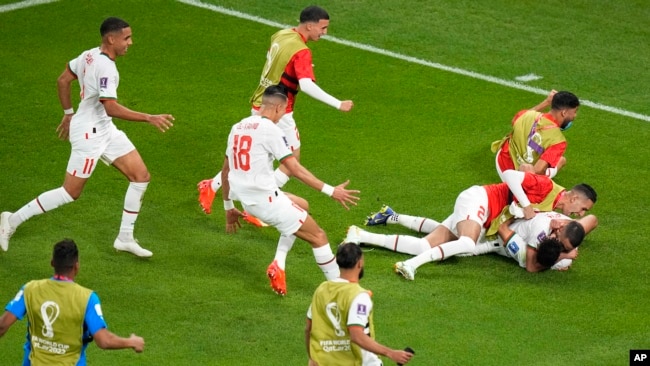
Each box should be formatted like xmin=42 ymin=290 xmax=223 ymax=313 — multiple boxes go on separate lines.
xmin=346 ymin=292 xmax=373 ymax=328
xmin=266 ymin=124 xmax=293 ymax=161
xmin=291 ymin=48 xmax=315 ymax=81
xmin=4 ymin=285 xmax=27 ymax=320
xmin=521 ymin=173 xmax=553 ymax=204
xmin=85 ymin=292 xmax=108 ymax=336
xmin=98 ymin=60 xmax=119 ymax=101
xmin=539 ymin=142 xmax=567 ymax=167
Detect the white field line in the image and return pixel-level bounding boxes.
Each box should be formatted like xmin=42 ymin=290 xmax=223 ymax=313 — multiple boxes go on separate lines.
xmin=0 ymin=0 xmax=58 ymax=13
xmin=177 ymin=0 xmax=650 ymax=123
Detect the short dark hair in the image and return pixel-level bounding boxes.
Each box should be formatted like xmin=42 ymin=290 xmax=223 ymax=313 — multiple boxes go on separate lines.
xmin=262 ymin=85 xmax=288 ymax=103
xmin=300 ymin=6 xmax=329 ymax=23
xmin=100 ymin=17 xmax=130 ymax=37
xmin=571 ymin=183 xmax=597 ymax=203
xmin=52 ymin=239 xmax=79 ymax=274
xmin=336 ymin=243 xmax=363 ymax=269
xmin=551 ymin=91 xmax=580 ymax=110
xmin=564 ymin=221 xmax=586 ymax=248
xmin=536 ymin=238 xmax=563 ymax=267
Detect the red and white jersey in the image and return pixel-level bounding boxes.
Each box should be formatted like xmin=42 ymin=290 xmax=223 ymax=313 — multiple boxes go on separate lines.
xmin=225 ymin=115 xmax=293 ymax=205
xmin=510 ymin=212 xmax=571 ymax=250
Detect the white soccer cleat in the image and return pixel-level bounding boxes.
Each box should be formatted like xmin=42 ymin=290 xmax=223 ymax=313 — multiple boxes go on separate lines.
xmin=344 ymin=225 xmax=362 ymax=245
xmin=113 ymin=238 xmax=153 ymax=258
xmin=0 ymin=211 xmax=16 ymax=252
xmin=394 ymin=261 xmax=416 ymax=281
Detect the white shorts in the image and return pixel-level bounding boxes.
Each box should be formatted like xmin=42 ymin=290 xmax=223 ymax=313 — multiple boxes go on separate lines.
xmin=66 ymin=123 xmax=135 ymax=178
xmin=441 ymin=185 xmax=489 ymax=237
xmin=251 ymin=109 xmax=300 ymax=151
xmin=241 ymin=190 xmax=308 ymax=236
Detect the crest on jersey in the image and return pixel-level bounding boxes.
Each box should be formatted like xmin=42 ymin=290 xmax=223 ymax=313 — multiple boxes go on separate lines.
xmin=100 ymin=77 xmax=108 ymax=89
xmin=356 ymin=304 xmax=367 ymax=315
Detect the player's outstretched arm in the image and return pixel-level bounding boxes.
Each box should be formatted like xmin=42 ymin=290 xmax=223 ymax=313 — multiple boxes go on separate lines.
xmin=349 ymin=326 xmax=413 ymax=364
xmin=298 ymin=78 xmax=354 ymax=112
xmin=56 ymin=68 xmax=77 ymax=141
xmin=93 ymin=328 xmax=145 ymax=352
xmin=102 ymin=100 xmax=174 ymax=133
xmin=0 ymin=311 xmax=18 ymax=338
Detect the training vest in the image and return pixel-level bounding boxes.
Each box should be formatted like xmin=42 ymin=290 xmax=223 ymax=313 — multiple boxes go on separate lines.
xmin=310 ymin=281 xmax=374 ymax=366
xmin=492 ymin=111 xmax=565 ymax=168
xmin=486 ymin=181 xmax=566 ymax=237
xmin=250 ymin=28 xmax=309 ymax=107
xmin=24 ymin=279 xmax=92 ymax=365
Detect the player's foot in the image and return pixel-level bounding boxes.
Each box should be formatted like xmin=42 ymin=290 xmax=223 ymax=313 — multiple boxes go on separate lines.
xmin=0 ymin=211 xmax=16 ymax=252
xmin=365 ymin=205 xmax=395 ymax=226
xmin=394 ymin=261 xmax=416 ymax=281
xmin=197 ymin=179 xmax=216 ymax=215
xmin=266 ymin=260 xmax=287 ymax=296
xmin=344 ymin=225 xmax=362 ymax=245
xmin=243 ymin=212 xmax=269 ymax=227
xmin=114 ymin=238 xmax=153 ymax=258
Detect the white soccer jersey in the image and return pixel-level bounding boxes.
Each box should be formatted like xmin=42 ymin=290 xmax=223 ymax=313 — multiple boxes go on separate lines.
xmin=68 ymin=47 xmax=119 ymax=136
xmin=225 ymin=115 xmax=292 ymax=205
xmin=504 ymin=212 xmax=571 ymax=267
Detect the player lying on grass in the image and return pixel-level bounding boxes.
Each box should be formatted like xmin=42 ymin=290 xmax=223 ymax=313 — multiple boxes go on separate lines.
xmin=345 ymin=206 xmax=598 ymax=273
xmin=221 ymin=85 xmax=359 ymax=296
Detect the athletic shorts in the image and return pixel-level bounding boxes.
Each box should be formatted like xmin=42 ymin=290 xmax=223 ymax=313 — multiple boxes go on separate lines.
xmin=251 ymin=109 xmax=300 ymax=151
xmin=441 ymin=185 xmax=488 ymax=238
xmin=241 ymin=190 xmax=308 ymax=236
xmin=66 ymin=123 xmax=135 ymax=178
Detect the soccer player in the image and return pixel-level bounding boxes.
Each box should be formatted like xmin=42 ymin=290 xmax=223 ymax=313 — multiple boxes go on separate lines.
xmin=306 ymin=243 xmax=413 ymax=365
xmin=221 ymin=85 xmax=359 ymax=296
xmin=0 ymin=239 xmax=145 ymax=365
xmin=198 ymin=5 xmax=354 ymax=214
xmin=349 ymin=206 xmax=598 ymax=272
xmin=369 ymin=170 xmax=596 ymax=280
xmin=0 ymin=17 xmax=174 ymax=257
xmin=492 ymin=90 xmax=580 ymax=180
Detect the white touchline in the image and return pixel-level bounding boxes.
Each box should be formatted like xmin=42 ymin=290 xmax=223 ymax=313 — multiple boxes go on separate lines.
xmin=0 ymin=0 xmax=58 ymax=13
xmin=177 ymin=0 xmax=650 ymax=123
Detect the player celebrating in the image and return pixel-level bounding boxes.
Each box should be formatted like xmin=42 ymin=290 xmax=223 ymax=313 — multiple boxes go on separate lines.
xmin=0 ymin=17 xmax=174 ymax=257
xmin=492 ymin=90 xmax=579 ymax=180
xmin=221 ymin=85 xmax=359 ymax=296
xmin=357 ymin=170 xmax=596 ymax=280
xmin=198 ymin=5 xmax=354 ymax=215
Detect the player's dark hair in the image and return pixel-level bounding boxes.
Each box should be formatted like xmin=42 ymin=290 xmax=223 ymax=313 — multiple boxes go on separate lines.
xmin=551 ymin=91 xmax=580 ymax=110
xmin=571 ymin=183 xmax=597 ymax=203
xmin=564 ymin=221 xmax=586 ymax=248
xmin=100 ymin=17 xmax=130 ymax=37
xmin=336 ymin=243 xmax=363 ymax=269
xmin=262 ymin=85 xmax=288 ymax=102
xmin=52 ymin=239 xmax=79 ymax=275
xmin=536 ymin=238 xmax=563 ymax=267
xmin=300 ymin=6 xmax=329 ymax=23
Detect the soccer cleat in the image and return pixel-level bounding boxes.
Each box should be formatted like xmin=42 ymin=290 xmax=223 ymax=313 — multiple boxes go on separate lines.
xmin=197 ymin=179 xmax=216 ymax=215
xmin=113 ymin=238 xmax=153 ymax=258
xmin=0 ymin=211 xmax=16 ymax=252
xmin=243 ymin=212 xmax=269 ymax=227
xmin=343 ymin=225 xmax=362 ymax=245
xmin=364 ymin=205 xmax=395 ymax=226
xmin=394 ymin=261 xmax=416 ymax=281
xmin=266 ymin=260 xmax=287 ymax=296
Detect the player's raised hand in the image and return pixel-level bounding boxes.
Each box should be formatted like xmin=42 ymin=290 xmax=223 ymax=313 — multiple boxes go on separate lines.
xmin=147 ymin=114 xmax=175 ymax=132
xmin=56 ymin=114 xmax=73 ymax=141
xmin=339 ymin=100 xmax=354 ymax=112
xmin=331 ymin=180 xmax=360 ymax=210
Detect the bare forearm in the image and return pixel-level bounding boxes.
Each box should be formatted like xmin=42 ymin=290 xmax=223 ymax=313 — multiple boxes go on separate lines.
xmin=103 ymin=101 xmax=151 ymax=122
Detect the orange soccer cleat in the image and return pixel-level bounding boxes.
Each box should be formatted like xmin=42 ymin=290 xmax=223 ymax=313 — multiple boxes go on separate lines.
xmin=266 ymin=260 xmax=287 ymax=296
xmin=197 ymin=179 xmax=215 ymax=214
xmin=242 ymin=211 xmax=269 ymax=227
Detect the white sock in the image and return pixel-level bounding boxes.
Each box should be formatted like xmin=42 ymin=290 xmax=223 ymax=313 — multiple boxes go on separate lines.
xmin=359 ymin=230 xmax=430 ymax=255
xmin=545 ymin=167 xmax=558 ymax=178
xmin=211 ymin=171 xmax=222 ymax=192
xmin=274 ymin=234 xmax=296 ymax=270
xmin=274 ymin=169 xmax=290 ymax=188
xmin=472 ymin=241 xmax=501 ymax=255
xmin=394 ymin=213 xmax=439 ymax=233
xmin=11 ymin=187 xmax=74 ymax=228
xmin=407 ymin=236 xmax=475 ymax=269
xmin=118 ymin=182 xmax=148 ymax=241
xmin=312 ymin=244 xmax=339 ymax=280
